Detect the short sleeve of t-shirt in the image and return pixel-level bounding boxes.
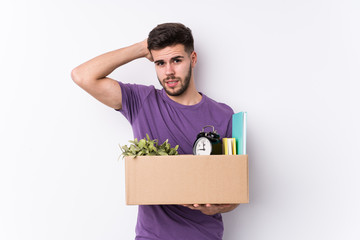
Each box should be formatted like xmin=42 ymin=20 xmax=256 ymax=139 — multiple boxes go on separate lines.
xmin=118 ymin=82 xmax=154 ymax=124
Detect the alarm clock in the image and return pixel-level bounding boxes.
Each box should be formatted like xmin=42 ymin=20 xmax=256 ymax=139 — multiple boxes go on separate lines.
xmin=192 ymin=125 xmax=221 ymax=155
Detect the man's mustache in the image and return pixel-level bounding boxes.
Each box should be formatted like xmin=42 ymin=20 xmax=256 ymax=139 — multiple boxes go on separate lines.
xmin=164 ymin=76 xmax=180 ymax=81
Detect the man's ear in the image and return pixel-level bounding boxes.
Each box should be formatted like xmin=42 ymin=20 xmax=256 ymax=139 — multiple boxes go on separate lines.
xmin=191 ymin=51 xmax=197 ymax=67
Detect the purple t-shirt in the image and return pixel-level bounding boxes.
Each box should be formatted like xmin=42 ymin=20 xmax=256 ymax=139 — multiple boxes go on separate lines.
xmin=118 ymin=82 xmax=234 ymax=240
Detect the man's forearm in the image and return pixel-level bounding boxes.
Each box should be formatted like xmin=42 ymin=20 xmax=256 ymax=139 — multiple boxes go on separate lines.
xmin=71 ymin=39 xmax=151 ymax=110
xmin=72 ymin=40 xmax=150 ymax=83
xmin=218 ymin=204 xmax=239 ymax=214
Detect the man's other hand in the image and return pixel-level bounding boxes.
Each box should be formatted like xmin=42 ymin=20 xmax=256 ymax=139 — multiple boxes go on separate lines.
xmin=182 ymin=204 xmax=239 ymax=215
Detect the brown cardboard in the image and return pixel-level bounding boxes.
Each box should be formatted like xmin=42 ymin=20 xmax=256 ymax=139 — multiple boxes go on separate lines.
xmin=125 ymin=154 xmax=248 ymax=205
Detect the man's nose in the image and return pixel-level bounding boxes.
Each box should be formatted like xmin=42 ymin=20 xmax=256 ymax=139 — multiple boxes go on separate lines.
xmin=165 ymin=63 xmax=175 ymax=76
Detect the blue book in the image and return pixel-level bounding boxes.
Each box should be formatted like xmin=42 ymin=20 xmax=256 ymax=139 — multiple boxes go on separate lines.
xmin=232 ymin=112 xmax=247 ymax=155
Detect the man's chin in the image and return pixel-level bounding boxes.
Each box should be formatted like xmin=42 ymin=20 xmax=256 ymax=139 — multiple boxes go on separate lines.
xmin=164 ymin=89 xmax=181 ymax=97
xmin=163 ymin=86 xmax=186 ymax=97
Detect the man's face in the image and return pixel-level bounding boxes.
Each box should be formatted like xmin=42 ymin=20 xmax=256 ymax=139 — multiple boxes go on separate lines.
xmin=151 ymin=44 xmax=196 ymax=97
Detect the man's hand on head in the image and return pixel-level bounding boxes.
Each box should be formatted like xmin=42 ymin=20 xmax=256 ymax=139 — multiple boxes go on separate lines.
xmin=182 ymin=204 xmax=239 ymax=215
xmin=140 ymin=39 xmax=153 ymax=62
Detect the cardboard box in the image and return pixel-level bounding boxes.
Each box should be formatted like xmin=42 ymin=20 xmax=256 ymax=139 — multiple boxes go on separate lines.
xmin=125 ymin=154 xmax=248 ymax=205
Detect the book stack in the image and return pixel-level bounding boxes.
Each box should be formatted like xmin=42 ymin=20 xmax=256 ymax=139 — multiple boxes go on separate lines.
xmin=222 ymin=138 xmax=236 ymax=155
xmin=221 ymin=112 xmax=247 ymax=155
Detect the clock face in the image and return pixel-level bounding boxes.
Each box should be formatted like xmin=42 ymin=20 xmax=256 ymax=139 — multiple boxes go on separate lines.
xmin=193 ymin=137 xmax=212 ymax=155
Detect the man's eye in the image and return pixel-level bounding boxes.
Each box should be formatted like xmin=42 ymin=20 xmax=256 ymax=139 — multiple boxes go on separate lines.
xmin=174 ymin=59 xmax=181 ymax=63
xmin=156 ymin=62 xmax=164 ymax=66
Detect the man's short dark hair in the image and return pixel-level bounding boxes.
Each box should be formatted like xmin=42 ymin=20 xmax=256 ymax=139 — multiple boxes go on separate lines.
xmin=147 ymin=23 xmax=194 ymax=54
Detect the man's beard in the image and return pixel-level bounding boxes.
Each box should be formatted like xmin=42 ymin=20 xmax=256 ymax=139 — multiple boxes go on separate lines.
xmin=158 ymin=64 xmax=192 ymax=97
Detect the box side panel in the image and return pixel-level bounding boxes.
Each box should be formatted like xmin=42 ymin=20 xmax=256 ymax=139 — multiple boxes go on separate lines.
xmin=125 ymin=155 xmax=248 ymax=205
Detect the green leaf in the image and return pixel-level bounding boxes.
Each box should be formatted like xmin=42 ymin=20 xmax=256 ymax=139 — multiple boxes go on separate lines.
xmin=119 ymin=134 xmax=179 ymax=158
xmin=138 ymin=139 xmax=146 ymax=148
xmin=158 ymin=150 xmax=168 ymax=156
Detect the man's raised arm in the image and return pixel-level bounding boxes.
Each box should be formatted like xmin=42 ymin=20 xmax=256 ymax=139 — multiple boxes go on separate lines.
xmin=71 ymin=39 xmax=152 ymax=110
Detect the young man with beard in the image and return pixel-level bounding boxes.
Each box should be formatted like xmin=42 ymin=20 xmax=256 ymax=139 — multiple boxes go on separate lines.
xmin=72 ymin=23 xmax=239 ymax=239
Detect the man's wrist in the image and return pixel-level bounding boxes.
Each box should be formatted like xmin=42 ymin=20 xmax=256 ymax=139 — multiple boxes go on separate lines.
xmin=134 ymin=39 xmax=152 ymax=61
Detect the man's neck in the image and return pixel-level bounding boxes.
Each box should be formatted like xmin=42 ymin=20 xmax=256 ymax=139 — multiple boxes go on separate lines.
xmin=166 ymin=90 xmax=202 ymax=106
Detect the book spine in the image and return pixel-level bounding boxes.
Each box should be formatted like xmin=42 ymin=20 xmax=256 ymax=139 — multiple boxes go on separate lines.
xmin=222 ymin=138 xmax=228 ymax=155
xmin=232 ymin=112 xmax=247 ymax=155
xmin=232 ymin=138 xmax=237 ymax=155
xmin=227 ymin=138 xmax=232 ymax=155
xmin=243 ymin=112 xmax=247 ymax=154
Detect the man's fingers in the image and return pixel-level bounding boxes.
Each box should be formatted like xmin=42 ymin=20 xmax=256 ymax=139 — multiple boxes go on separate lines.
xmin=183 ymin=204 xmax=202 ymax=209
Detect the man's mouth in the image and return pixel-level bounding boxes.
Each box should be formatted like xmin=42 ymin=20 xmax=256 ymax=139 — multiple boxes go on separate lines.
xmin=165 ymin=78 xmax=180 ymax=88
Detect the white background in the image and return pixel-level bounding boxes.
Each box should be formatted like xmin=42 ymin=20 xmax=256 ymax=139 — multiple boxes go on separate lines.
xmin=1 ymin=0 xmax=359 ymax=239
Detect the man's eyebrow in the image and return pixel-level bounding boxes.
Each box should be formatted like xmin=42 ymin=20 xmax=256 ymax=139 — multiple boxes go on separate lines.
xmin=154 ymin=59 xmax=164 ymax=64
xmin=154 ymin=56 xmax=184 ymax=64
xmin=172 ymin=56 xmax=184 ymax=60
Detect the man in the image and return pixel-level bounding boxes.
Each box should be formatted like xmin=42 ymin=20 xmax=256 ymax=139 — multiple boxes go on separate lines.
xmin=72 ymin=23 xmax=239 ymax=239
